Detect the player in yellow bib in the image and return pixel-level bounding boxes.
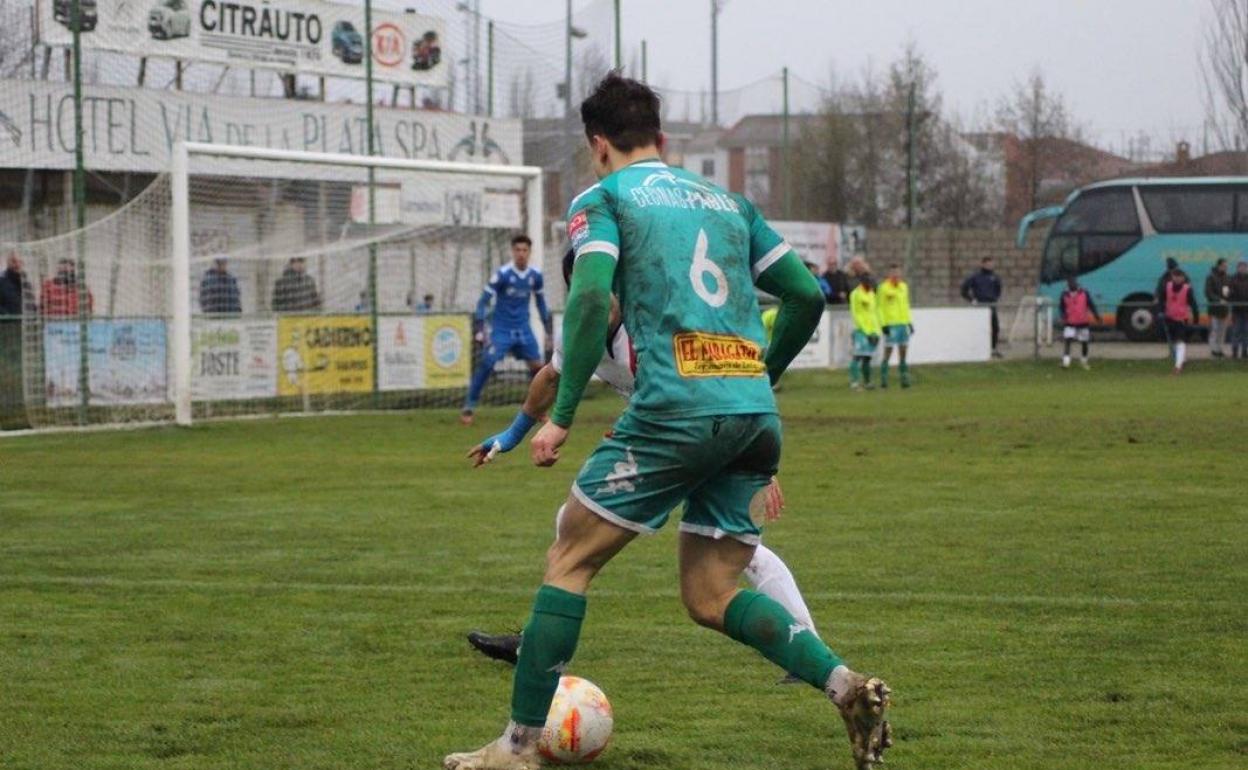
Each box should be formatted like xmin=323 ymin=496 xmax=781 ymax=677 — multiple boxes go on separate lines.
xmin=848 ymin=261 xmax=882 ymax=391
xmin=877 ymin=263 xmax=914 ymax=389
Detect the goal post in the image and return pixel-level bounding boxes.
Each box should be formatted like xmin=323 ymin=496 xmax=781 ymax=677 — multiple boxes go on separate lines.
xmin=169 ymin=142 xmax=544 ymax=427
xmin=9 ymin=142 xmax=544 ymax=433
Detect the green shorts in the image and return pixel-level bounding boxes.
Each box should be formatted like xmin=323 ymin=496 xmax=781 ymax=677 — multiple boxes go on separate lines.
xmin=571 ymin=411 xmax=782 ymax=545
xmin=852 ymin=330 xmax=879 ymax=356
xmin=884 ymin=324 xmax=911 ymax=346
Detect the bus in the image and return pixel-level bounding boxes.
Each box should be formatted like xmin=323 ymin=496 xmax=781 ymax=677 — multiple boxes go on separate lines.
xmin=1017 ymin=177 xmax=1248 ymax=340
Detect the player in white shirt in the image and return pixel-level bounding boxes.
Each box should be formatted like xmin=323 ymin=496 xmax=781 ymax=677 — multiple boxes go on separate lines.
xmin=464 ymin=251 xmax=819 ymax=676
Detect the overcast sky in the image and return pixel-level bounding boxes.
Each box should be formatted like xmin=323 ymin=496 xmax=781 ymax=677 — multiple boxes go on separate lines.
xmin=480 ymin=0 xmax=1209 ymax=154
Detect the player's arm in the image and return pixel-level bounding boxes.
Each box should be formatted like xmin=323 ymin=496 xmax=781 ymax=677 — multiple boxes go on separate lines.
xmin=1188 ymin=289 xmax=1200 ymax=323
xmin=549 ymin=252 xmax=614 ymax=429
xmin=467 ymin=363 xmax=560 ymax=467
xmin=1087 ymin=293 xmax=1100 ymax=322
xmin=534 ymin=273 xmax=554 ymax=336
xmin=743 ymin=197 xmax=824 ymax=384
xmin=756 ymin=254 xmax=824 ymax=384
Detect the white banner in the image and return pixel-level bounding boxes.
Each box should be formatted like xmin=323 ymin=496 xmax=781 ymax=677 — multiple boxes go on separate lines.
xmin=787 ymin=310 xmax=832 ymax=370
xmin=377 ymin=314 xmax=470 ymax=391
xmin=37 ymin=0 xmax=447 ymax=88
xmin=44 ymin=319 xmax=169 ymax=406
xmin=191 ymin=318 xmax=278 ymax=400
xmin=377 ymin=315 xmax=421 ymax=391
xmin=0 ymin=80 xmax=523 ymax=173
xmin=771 ymin=221 xmax=867 ymax=271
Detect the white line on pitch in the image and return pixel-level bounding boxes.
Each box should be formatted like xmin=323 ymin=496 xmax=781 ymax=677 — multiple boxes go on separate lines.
xmin=0 ymin=574 xmax=1239 ymax=611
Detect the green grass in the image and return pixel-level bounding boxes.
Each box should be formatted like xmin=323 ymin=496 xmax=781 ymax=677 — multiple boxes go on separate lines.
xmin=1 ymin=359 xmax=1246 ymax=770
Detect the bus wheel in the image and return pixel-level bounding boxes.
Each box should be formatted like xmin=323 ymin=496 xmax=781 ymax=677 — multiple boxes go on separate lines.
xmin=1118 ymin=296 xmax=1159 ymax=342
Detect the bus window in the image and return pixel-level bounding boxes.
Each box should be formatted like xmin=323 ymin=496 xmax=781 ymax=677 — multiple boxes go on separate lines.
xmin=1140 ymin=187 xmax=1234 ymax=233
xmin=1053 ymin=188 xmax=1139 ymax=235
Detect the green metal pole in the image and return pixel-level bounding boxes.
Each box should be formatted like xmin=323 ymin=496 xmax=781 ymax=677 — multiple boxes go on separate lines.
xmin=710 ymin=0 xmax=718 ymax=126
xmin=365 ymin=0 xmax=379 ymax=406
xmin=614 ymin=0 xmax=621 ymax=70
xmin=564 ymin=0 xmax=572 ymax=119
xmin=487 ymin=20 xmax=494 ymax=118
xmin=782 ymin=66 xmax=790 ymax=219
xmin=906 ymin=80 xmax=917 ymax=230
xmin=641 ymin=39 xmax=647 ymax=82
xmin=71 ymin=0 xmax=88 ymax=424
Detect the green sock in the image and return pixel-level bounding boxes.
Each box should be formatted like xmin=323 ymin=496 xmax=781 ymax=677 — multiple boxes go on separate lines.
xmin=880 ymin=358 xmax=890 ymax=384
xmin=849 ymin=359 xmax=861 ymax=384
xmin=900 ymin=361 xmax=909 ymax=380
xmin=862 ymin=359 xmax=872 ymax=384
xmin=510 ymin=585 xmax=587 ymax=726
xmin=724 ymin=589 xmax=844 ymax=690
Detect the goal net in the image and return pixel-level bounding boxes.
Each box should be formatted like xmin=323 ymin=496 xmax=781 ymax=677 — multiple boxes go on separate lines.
xmin=9 ymin=143 xmax=544 ymax=430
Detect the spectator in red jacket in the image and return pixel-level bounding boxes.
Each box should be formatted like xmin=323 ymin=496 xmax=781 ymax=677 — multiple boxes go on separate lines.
xmin=40 ymin=259 xmax=93 ymax=318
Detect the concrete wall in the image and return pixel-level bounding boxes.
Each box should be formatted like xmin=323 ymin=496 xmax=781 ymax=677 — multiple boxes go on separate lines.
xmin=864 ymin=228 xmax=1046 ymax=308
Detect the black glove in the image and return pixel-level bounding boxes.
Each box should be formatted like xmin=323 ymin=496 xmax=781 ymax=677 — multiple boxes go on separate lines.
xmin=868 ymin=334 xmax=880 ymax=347
xmin=908 ymin=324 xmax=915 ymax=335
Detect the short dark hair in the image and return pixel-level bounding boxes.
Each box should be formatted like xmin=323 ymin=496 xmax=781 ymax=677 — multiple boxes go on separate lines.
xmin=511 ymin=234 xmax=532 ymax=248
xmin=581 ymin=72 xmax=662 ymax=153
xmin=981 ymin=256 xmax=993 ymax=265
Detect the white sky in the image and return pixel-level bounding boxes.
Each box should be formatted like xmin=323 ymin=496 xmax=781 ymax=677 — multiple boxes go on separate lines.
xmin=480 ymin=0 xmax=1210 ymax=153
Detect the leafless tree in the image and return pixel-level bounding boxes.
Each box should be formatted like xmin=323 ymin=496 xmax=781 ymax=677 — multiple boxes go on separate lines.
xmin=507 ymin=68 xmax=538 ymax=119
xmin=0 ymin=0 xmax=37 ymax=78
xmin=995 ymin=70 xmax=1078 ymax=213
xmin=1200 ymin=0 xmax=1248 ymax=151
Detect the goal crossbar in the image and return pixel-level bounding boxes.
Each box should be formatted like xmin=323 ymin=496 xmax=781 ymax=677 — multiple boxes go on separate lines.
xmin=169 ymin=141 xmax=545 ymax=426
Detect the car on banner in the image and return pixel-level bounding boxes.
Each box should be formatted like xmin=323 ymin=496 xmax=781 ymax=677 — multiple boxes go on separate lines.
xmin=148 ymin=0 xmax=191 ymax=40
xmin=331 ymin=20 xmax=364 ymax=64
xmin=411 ymin=30 xmax=441 ymax=71
xmin=53 ymin=0 xmax=98 ymax=31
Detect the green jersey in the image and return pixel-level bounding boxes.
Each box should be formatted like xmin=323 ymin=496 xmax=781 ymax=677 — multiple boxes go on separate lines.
xmin=567 ymin=159 xmax=788 ymax=418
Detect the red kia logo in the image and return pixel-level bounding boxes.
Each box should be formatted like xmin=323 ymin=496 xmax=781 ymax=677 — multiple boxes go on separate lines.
xmin=372 ymin=23 xmax=405 ymax=67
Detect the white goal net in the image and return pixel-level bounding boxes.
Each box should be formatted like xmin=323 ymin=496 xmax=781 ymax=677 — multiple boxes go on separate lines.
xmin=7 ymin=143 xmax=544 ymax=430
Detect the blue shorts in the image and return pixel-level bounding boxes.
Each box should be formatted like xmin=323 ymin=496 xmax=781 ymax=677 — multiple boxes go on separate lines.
xmin=489 ymin=325 xmax=541 ymax=363
xmin=883 ymin=324 xmax=911 ymax=346
xmin=852 ymin=330 xmax=879 ymax=357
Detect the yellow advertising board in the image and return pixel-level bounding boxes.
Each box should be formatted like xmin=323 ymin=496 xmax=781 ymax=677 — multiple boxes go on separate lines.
xmin=277 ymin=316 xmax=374 ymax=396
xmin=423 ymin=315 xmax=470 ymax=388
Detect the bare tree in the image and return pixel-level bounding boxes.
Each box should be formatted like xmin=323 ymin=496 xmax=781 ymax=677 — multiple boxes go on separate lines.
xmin=0 ymin=0 xmax=37 ymax=78
xmin=995 ymin=70 xmax=1078 ymax=213
xmin=1200 ymin=0 xmax=1248 ymax=151
xmin=507 ymin=68 xmax=538 ymax=119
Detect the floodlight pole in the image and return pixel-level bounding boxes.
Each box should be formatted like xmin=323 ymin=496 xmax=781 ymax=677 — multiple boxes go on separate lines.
xmin=365 ymin=0 xmax=380 ymax=406
xmin=487 ymin=20 xmax=494 ymax=117
xmin=614 ymin=0 xmax=622 ymax=70
xmin=71 ymin=0 xmax=89 ymax=424
xmin=710 ymin=0 xmax=719 ymax=126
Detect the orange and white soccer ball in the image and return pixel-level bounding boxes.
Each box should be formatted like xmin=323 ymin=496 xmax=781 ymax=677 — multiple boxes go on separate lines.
xmin=538 ymin=676 xmax=614 ymax=764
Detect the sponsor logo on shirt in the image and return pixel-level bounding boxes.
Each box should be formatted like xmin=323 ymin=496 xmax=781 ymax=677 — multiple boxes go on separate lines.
xmin=568 ymin=211 xmax=589 ymax=247
xmin=672 ymin=332 xmax=766 ymax=378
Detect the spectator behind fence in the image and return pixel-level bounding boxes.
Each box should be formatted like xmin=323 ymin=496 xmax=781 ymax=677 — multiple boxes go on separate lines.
xmin=199 ymin=257 xmax=242 ymax=315
xmin=1162 ymin=268 xmax=1200 ymax=375
xmin=822 ymin=262 xmax=850 ymax=304
xmin=1 ymin=252 xmax=32 ymax=316
xmin=1230 ymin=260 xmax=1248 ymax=360
xmin=415 ymin=293 xmax=436 ymax=314
xmin=40 ymin=259 xmax=92 ymax=318
xmin=960 ymin=256 xmax=1003 ymax=358
xmin=805 ymin=261 xmax=833 ymax=303
xmin=1205 ymin=258 xmax=1231 ymax=359
xmin=271 ymin=257 xmax=321 ymax=312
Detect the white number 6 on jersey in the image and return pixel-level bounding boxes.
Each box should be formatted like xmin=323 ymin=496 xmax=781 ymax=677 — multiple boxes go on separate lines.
xmin=690 ymin=229 xmax=729 ymax=308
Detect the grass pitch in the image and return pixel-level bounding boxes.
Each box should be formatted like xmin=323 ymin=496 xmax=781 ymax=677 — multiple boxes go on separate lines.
xmin=1 ymin=360 xmax=1246 ymax=770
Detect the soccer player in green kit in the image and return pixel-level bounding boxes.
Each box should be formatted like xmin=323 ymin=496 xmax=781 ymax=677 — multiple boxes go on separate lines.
xmin=443 ymin=74 xmax=892 ymax=770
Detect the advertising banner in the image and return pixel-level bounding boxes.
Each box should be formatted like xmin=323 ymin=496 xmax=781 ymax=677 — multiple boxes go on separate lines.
xmin=787 ymin=310 xmax=832 ymax=370
xmin=771 ymin=221 xmax=868 ymax=270
xmin=276 ymin=315 xmax=373 ymax=395
xmin=0 ymin=80 xmax=523 ymax=174
xmin=190 ymin=318 xmax=278 ymax=400
xmin=44 ymin=319 xmax=169 ymax=406
xmin=377 ymin=315 xmax=421 ymax=391
xmin=422 ymin=314 xmax=469 ymax=389
xmin=37 ymin=0 xmax=447 ymax=88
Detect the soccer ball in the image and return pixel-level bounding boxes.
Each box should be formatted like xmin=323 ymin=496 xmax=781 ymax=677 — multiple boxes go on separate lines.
xmin=537 ymin=676 xmax=614 ymax=764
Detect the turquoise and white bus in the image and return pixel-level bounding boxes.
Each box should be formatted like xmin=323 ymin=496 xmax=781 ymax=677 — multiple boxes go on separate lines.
xmin=1017 ymin=177 xmax=1248 ymax=340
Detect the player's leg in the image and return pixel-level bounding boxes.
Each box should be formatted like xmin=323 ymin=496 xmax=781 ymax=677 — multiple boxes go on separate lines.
xmin=744 ymin=543 xmax=818 ymax=635
xmin=445 ymin=497 xmax=638 ymax=770
xmin=464 ymin=333 xmax=508 ymax=422
xmin=898 ymin=343 xmax=910 ymax=387
xmin=1062 ymin=326 xmax=1073 ymax=368
xmin=1080 ymin=328 xmax=1091 ymax=369
xmin=879 ymin=327 xmax=892 ymax=388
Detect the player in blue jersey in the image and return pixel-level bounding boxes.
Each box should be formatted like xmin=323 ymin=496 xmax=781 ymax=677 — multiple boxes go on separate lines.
xmin=444 ymin=74 xmax=891 ymax=770
xmin=461 ymin=234 xmax=553 ymax=425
